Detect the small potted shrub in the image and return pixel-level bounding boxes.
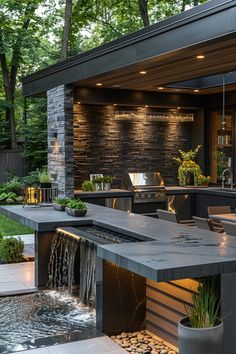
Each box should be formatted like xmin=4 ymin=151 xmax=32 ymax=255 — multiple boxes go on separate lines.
xmin=81 ymin=180 xmax=95 ymax=192
xmin=197 ymin=174 xmax=211 ymax=186
xmin=38 ymin=168 xmax=52 ymax=188
xmin=92 ymin=176 xmax=104 ymax=191
xmin=103 ymin=175 xmax=115 ymax=191
xmin=65 ymin=198 xmax=87 ymax=217
xmin=178 ymin=277 xmax=223 ymax=354
xmin=53 ymin=197 xmax=69 ymax=211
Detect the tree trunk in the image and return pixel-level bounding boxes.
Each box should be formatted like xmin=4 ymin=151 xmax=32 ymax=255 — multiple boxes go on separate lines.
xmin=60 ymin=0 xmax=73 ymax=61
xmin=137 ymin=0 xmax=150 ymax=27
xmin=181 ymin=0 xmax=187 ymax=12
xmin=0 ymin=5 xmax=35 ymax=149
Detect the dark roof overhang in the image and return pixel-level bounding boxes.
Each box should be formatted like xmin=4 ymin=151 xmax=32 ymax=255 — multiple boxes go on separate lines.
xmin=22 ymin=0 xmax=236 ymax=97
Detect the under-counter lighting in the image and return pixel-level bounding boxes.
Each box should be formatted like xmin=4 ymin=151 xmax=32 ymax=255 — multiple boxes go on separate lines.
xmin=96 ymin=83 xmax=103 ymax=86
xmin=157 ymin=87 xmax=164 ymax=90
xmin=139 ymin=71 xmax=147 ymax=74
xmin=196 ymin=55 xmax=205 ymax=59
xmin=194 ymin=89 xmax=200 ymax=93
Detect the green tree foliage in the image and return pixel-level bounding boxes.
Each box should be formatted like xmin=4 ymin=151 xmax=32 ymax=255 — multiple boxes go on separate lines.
xmin=22 ymin=97 xmax=47 ymax=170
xmin=0 ymin=0 xmax=208 ymax=167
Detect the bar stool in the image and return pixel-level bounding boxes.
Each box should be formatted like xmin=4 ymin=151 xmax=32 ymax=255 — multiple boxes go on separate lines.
xmin=207 ymin=206 xmax=231 ymax=233
xmin=156 ymin=209 xmax=195 ymax=226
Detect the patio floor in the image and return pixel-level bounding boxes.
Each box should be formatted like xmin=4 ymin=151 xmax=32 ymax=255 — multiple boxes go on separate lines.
xmin=17 ymin=337 xmax=126 ymax=354
xmin=0 ymin=261 xmax=36 ymax=295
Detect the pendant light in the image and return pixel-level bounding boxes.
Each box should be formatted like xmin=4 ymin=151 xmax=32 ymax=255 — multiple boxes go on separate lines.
xmin=221 ymin=74 xmax=226 ymax=131
xmin=218 ymin=74 xmax=226 ymax=146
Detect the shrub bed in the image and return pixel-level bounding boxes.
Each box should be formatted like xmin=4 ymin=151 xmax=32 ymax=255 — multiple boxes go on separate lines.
xmin=0 ymin=236 xmax=24 ymax=264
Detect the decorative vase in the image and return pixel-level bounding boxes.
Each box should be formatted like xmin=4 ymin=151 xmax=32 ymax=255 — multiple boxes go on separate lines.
xmin=103 ymin=182 xmax=111 ymax=191
xmin=185 ymin=172 xmax=194 ymax=186
xmin=94 ymin=182 xmax=103 ymax=191
xmin=52 ymin=203 xmax=65 ymax=211
xmin=178 ymin=317 xmax=223 ymax=354
xmin=65 ymin=207 xmax=87 ymax=217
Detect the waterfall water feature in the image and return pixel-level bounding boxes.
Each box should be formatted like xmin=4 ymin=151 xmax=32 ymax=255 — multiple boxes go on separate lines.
xmin=47 ymin=232 xmax=96 ymax=307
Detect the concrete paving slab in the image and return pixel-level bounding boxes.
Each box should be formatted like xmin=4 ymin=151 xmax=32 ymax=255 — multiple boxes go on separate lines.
xmin=16 ymin=337 xmax=126 ymax=354
xmin=0 ymin=262 xmax=35 ymax=295
xmin=9 ymin=234 xmax=35 ymax=244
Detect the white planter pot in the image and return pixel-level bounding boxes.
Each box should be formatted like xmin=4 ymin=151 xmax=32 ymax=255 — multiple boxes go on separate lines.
xmin=178 ymin=317 xmax=223 ymax=354
xmin=103 ymin=182 xmax=111 ymax=191
xmin=94 ymin=182 xmax=103 ymax=191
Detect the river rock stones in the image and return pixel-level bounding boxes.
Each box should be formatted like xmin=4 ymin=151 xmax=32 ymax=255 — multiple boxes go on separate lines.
xmin=111 ymin=330 xmax=177 ymax=354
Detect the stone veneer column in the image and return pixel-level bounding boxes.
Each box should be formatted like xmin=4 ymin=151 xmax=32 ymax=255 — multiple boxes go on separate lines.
xmin=47 ymin=84 xmax=74 ymax=197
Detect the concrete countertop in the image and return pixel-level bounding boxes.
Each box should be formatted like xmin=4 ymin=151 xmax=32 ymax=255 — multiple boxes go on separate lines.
xmin=75 ymin=186 xmax=236 ymax=198
xmin=1 ymin=204 xmax=236 ymax=283
xmin=74 ymin=189 xmax=133 ymax=198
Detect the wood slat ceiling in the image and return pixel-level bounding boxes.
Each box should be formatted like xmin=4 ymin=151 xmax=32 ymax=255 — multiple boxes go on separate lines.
xmin=75 ymin=36 xmax=236 ymax=94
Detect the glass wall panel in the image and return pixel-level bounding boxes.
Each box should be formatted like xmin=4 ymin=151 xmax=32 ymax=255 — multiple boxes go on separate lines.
xmin=209 ymin=110 xmax=233 ymax=184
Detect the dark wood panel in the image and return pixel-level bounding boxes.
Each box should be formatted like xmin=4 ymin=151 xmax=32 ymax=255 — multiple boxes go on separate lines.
xmin=0 ymin=150 xmax=28 ymax=183
xmin=75 ymin=37 xmax=236 ymax=92
xmin=146 ymin=279 xmax=199 ymax=347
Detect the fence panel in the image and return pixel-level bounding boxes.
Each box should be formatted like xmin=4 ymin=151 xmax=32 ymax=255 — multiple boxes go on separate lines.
xmin=0 ymin=150 xmax=28 ymax=183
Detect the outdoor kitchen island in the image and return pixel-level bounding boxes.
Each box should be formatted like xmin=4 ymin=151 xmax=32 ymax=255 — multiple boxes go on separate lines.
xmin=1 ymin=203 xmax=236 ymax=352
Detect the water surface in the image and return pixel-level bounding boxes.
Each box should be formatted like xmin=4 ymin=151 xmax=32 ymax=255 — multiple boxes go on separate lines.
xmin=0 ymin=290 xmax=96 ymax=353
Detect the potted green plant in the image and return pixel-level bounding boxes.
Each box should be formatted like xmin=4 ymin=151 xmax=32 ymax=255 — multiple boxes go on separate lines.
xmin=65 ymin=198 xmax=87 ymax=217
xmin=52 ymin=197 xmax=69 ymax=211
xmin=92 ymin=176 xmax=104 ymax=191
xmin=103 ymin=175 xmax=115 ymax=191
xmin=174 ymin=145 xmax=202 ymax=186
xmin=38 ymin=168 xmax=52 ymax=188
xmin=81 ymin=180 xmax=95 ymax=192
xmin=178 ymin=277 xmax=223 ymax=354
xmin=197 ymin=174 xmax=211 ymax=186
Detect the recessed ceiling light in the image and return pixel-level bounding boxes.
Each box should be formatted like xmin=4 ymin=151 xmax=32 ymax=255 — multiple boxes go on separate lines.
xmin=177 ymin=107 xmax=181 ymax=110
xmin=194 ymin=89 xmax=200 ymax=93
xmin=78 ymin=101 xmax=81 ymax=104
xmin=114 ymin=104 xmax=117 ymax=106
xmin=145 ymin=105 xmax=149 ymax=108
xmin=96 ymin=83 xmax=103 ymax=86
xmin=157 ymin=87 xmax=164 ymax=90
xmin=196 ymin=55 xmax=205 ymax=59
xmin=112 ymin=84 xmax=121 ymax=88
xmin=140 ymin=71 xmax=147 ymax=74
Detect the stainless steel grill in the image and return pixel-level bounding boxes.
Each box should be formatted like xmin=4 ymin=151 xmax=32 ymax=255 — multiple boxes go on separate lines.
xmin=125 ymin=172 xmax=166 ymax=204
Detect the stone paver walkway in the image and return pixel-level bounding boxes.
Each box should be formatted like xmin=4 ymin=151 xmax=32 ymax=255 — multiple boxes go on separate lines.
xmin=6 ymin=234 xmax=35 ymax=258
xmin=0 ymin=261 xmax=35 ymax=295
xmin=14 ymin=336 xmax=126 ymax=354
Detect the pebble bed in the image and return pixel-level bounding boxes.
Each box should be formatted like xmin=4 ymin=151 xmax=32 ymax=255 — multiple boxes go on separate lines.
xmin=111 ymin=330 xmax=178 ymax=354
